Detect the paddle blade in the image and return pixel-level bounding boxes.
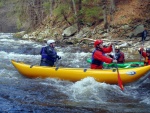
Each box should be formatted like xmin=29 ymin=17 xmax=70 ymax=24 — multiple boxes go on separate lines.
xmin=118 ymin=73 xmax=124 ymax=91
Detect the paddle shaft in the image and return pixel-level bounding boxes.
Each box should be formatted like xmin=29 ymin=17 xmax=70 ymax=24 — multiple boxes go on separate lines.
xmin=112 ymin=45 xmax=124 ymax=91
xmin=55 ymin=59 xmax=61 ymax=70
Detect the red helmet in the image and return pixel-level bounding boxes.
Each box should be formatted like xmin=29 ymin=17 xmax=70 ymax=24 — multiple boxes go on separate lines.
xmin=94 ymin=40 xmax=103 ymax=47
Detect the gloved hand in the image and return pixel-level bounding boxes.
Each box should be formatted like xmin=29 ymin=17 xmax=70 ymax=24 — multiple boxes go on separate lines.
xmin=106 ymin=53 xmax=111 ymax=56
xmin=57 ymin=56 xmax=61 ymax=60
xmin=112 ymin=59 xmax=117 ymax=63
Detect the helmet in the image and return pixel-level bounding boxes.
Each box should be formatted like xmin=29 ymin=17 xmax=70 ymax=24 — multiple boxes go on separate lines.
xmin=115 ymin=46 xmax=120 ymax=50
xmin=146 ymin=48 xmax=150 ymax=53
xmin=47 ymin=40 xmax=55 ymax=45
xmin=94 ymin=40 xmax=103 ymax=47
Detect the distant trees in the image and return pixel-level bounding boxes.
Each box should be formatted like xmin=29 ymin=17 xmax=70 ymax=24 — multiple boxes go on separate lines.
xmin=109 ymin=0 xmax=116 ymax=22
xmin=16 ymin=0 xmax=116 ymax=31
xmin=50 ymin=0 xmax=55 ymax=17
xmin=72 ymin=0 xmax=82 ymax=31
xmin=27 ymin=0 xmax=44 ymax=29
xmin=102 ymin=0 xmax=116 ymax=31
xmin=102 ymin=0 xmax=108 ymax=29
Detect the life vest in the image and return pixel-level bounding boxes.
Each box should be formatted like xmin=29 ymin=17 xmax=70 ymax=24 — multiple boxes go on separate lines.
xmin=40 ymin=46 xmax=57 ymax=62
xmin=40 ymin=47 xmax=47 ymax=59
xmin=116 ymin=51 xmax=125 ymax=63
xmin=91 ymin=50 xmax=103 ymax=66
xmin=144 ymin=56 xmax=150 ymax=65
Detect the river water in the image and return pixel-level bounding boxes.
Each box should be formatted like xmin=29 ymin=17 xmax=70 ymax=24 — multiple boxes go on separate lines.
xmin=0 ymin=33 xmax=150 ymax=113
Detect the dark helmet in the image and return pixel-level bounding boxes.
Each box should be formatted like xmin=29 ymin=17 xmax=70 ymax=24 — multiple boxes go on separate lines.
xmin=146 ymin=48 xmax=150 ymax=53
xmin=94 ymin=40 xmax=103 ymax=47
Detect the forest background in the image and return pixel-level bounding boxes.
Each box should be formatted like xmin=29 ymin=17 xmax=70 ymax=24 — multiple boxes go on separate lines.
xmin=0 ymin=0 xmax=150 ymax=45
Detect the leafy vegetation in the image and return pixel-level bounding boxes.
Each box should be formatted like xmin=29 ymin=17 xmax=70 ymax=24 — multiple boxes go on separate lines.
xmin=43 ymin=1 xmax=50 ymax=14
xmin=80 ymin=6 xmax=103 ymax=25
xmin=0 ymin=1 xmax=3 ymax=8
xmin=0 ymin=0 xmax=150 ymax=33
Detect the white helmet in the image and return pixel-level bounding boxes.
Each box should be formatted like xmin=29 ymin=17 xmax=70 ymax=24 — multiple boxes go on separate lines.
xmin=115 ymin=46 xmax=120 ymax=49
xmin=47 ymin=40 xmax=55 ymax=45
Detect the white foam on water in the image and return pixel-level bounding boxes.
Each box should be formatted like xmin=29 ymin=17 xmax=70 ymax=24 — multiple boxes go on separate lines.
xmin=63 ymin=77 xmax=122 ymax=103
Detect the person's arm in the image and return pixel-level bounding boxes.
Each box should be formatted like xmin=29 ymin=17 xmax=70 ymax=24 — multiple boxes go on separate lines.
xmin=142 ymin=51 xmax=147 ymax=58
xmin=94 ymin=51 xmax=113 ymax=63
xmin=138 ymin=48 xmax=146 ymax=58
xmin=122 ymin=52 xmax=125 ymax=62
xmin=56 ymin=55 xmax=61 ymax=60
xmin=102 ymin=45 xmax=112 ymax=53
xmin=40 ymin=47 xmax=44 ymax=55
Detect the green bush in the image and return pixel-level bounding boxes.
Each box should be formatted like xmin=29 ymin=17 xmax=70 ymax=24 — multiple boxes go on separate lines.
xmin=43 ymin=2 xmax=50 ymax=14
xmin=80 ymin=7 xmax=103 ymax=24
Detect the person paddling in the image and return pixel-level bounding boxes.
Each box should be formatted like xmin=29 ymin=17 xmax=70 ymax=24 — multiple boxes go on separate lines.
xmin=138 ymin=46 xmax=150 ymax=65
xmin=90 ymin=39 xmax=117 ymax=69
xmin=40 ymin=39 xmax=61 ymax=66
xmin=108 ymin=46 xmax=125 ymax=63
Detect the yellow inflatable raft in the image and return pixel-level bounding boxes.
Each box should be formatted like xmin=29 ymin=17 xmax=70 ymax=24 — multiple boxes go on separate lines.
xmin=11 ymin=60 xmax=150 ymax=85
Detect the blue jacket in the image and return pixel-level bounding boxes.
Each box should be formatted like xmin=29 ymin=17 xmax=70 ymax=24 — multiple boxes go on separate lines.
xmin=40 ymin=46 xmax=58 ymax=62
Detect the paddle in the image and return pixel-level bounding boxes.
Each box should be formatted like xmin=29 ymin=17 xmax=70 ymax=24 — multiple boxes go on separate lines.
xmin=112 ymin=45 xmax=124 ymax=91
xmin=55 ymin=59 xmax=61 ymax=70
xmin=30 ymin=63 xmax=39 ymax=68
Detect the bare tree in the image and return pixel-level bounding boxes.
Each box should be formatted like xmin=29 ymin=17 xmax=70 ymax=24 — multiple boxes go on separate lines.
xmin=71 ymin=0 xmax=82 ymax=31
xmin=50 ymin=0 xmax=55 ymax=17
xmin=72 ymin=0 xmax=77 ymax=16
xmin=78 ymin=0 xmax=82 ymax=11
xmin=102 ymin=0 xmax=108 ymax=29
xmin=26 ymin=0 xmax=44 ymax=29
xmin=109 ymin=0 xmax=116 ymax=21
xmin=34 ymin=0 xmax=44 ymax=23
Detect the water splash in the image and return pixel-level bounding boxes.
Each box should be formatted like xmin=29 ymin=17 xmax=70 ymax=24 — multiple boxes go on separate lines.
xmin=65 ymin=77 xmax=121 ymax=103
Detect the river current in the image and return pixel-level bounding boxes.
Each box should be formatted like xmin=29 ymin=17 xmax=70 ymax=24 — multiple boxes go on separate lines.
xmin=0 ymin=33 xmax=150 ymax=113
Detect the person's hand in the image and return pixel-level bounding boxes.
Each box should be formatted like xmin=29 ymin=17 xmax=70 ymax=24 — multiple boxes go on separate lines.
xmin=112 ymin=60 xmax=117 ymax=63
xmin=106 ymin=53 xmax=111 ymax=56
xmin=57 ymin=56 xmax=61 ymax=60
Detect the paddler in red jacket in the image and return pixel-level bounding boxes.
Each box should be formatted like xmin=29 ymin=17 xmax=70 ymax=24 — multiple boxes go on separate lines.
xmin=91 ymin=39 xmax=117 ymax=69
xmin=139 ymin=47 xmax=150 ymax=65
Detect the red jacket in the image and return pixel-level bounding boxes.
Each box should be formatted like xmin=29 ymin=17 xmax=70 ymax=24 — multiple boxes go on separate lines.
xmin=141 ymin=51 xmax=150 ymax=65
xmin=91 ymin=46 xmax=113 ymax=69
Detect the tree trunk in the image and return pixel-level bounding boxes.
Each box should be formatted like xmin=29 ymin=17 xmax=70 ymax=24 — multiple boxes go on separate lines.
xmin=109 ymin=0 xmax=116 ymax=21
xmin=78 ymin=0 xmax=82 ymax=10
xmin=50 ymin=0 xmax=55 ymax=17
xmin=72 ymin=0 xmax=79 ymax=31
xmin=72 ymin=0 xmax=77 ymax=15
xmin=35 ymin=0 xmax=43 ymax=23
xmin=102 ymin=0 xmax=108 ymax=29
xmin=28 ymin=3 xmax=37 ymax=29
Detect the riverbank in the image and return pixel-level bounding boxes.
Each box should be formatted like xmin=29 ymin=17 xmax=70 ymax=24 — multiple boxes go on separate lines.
xmin=0 ymin=33 xmax=150 ymax=113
